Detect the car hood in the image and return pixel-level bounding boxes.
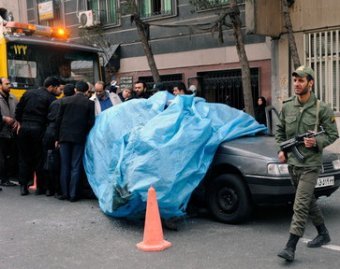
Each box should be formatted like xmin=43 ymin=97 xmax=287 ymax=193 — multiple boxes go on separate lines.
xmin=217 ymin=135 xmax=339 ymax=162
xmin=217 ymin=135 xmax=280 ymax=161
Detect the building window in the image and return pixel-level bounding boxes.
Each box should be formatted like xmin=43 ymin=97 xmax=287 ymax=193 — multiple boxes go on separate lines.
xmin=195 ymin=0 xmax=230 ymax=11
xmin=305 ymin=30 xmax=340 ymax=112
xmin=139 ymin=0 xmax=175 ymax=19
xmin=198 ymin=68 xmax=259 ymax=110
xmin=88 ymin=0 xmax=118 ymax=25
xmin=138 ymin=73 xmax=183 ymax=93
xmin=208 ymin=0 xmax=229 ymax=6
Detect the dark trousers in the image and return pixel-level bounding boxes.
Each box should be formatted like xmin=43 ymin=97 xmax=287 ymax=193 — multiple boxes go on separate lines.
xmin=43 ymin=149 xmax=60 ymax=195
xmin=17 ymin=124 xmax=45 ymax=188
xmin=0 ymin=137 xmax=18 ymax=181
xmin=45 ymin=170 xmax=60 ymax=194
xmin=59 ymin=142 xmax=84 ymax=199
xmin=42 ymin=130 xmax=60 ymax=194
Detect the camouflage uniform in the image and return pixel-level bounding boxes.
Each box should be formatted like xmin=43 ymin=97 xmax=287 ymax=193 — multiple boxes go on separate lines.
xmin=276 ymin=92 xmax=338 ymax=236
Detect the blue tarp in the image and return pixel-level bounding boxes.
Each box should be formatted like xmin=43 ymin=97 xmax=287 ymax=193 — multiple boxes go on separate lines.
xmin=84 ymin=91 xmax=266 ymax=219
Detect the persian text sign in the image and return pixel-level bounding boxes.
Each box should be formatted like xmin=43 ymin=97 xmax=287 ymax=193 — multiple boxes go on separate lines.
xmin=38 ymin=1 xmax=54 ymax=21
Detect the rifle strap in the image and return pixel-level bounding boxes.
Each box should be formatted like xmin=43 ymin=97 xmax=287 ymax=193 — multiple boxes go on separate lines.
xmin=315 ymin=100 xmax=320 ymax=132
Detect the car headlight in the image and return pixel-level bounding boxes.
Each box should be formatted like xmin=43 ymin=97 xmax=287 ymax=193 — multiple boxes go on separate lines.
xmin=267 ymin=163 xmax=289 ymax=176
xmin=332 ymin=159 xmax=340 ymax=170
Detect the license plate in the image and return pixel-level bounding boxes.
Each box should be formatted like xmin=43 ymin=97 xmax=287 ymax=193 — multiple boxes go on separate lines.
xmin=315 ymin=176 xmax=334 ymax=188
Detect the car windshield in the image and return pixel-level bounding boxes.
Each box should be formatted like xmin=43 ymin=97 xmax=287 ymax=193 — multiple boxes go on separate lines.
xmin=7 ymin=42 xmax=99 ymax=89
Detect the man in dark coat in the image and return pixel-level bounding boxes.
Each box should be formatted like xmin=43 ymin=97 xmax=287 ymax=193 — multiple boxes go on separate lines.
xmin=42 ymin=83 xmax=75 ymax=196
xmin=15 ymin=77 xmax=61 ymax=195
xmin=55 ymin=81 xmax=95 ymax=202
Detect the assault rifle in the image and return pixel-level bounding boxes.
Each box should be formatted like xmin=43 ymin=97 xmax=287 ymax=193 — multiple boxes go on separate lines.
xmin=279 ymin=127 xmax=325 ymax=161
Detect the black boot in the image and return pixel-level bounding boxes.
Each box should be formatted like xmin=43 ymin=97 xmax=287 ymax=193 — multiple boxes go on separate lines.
xmin=307 ymin=223 xmax=331 ymax=248
xmin=20 ymin=185 xmax=29 ymax=196
xmin=278 ymin=234 xmax=300 ymax=262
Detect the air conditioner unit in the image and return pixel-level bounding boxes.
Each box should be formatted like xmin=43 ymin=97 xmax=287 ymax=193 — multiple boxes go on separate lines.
xmin=79 ymin=10 xmax=100 ymax=28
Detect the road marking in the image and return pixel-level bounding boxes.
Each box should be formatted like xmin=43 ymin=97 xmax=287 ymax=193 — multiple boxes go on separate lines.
xmin=301 ymin=238 xmax=340 ymax=252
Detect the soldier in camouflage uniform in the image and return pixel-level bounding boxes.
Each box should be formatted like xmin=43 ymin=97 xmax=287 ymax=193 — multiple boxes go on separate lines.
xmin=276 ymin=66 xmax=339 ymax=262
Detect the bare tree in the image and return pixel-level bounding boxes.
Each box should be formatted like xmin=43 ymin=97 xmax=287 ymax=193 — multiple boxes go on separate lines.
xmin=79 ymin=0 xmax=256 ymax=114
xmin=129 ymin=1 xmax=161 ymax=83
xmin=190 ymin=0 xmax=254 ymax=115
xmin=282 ymin=0 xmax=300 ymax=68
xmin=80 ymin=1 xmax=161 ymax=84
xmin=78 ymin=27 xmax=120 ymax=83
xmin=229 ymin=0 xmax=253 ymax=116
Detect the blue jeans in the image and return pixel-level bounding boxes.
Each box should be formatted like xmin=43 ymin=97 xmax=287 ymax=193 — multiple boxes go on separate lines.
xmin=59 ymin=142 xmax=84 ymax=199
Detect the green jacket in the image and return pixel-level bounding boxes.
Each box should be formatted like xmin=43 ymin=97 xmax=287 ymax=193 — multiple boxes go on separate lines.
xmin=276 ymin=92 xmax=339 ymax=167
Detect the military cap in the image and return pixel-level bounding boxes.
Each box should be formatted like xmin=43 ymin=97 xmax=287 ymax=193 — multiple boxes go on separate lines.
xmin=292 ymin=65 xmax=315 ymax=79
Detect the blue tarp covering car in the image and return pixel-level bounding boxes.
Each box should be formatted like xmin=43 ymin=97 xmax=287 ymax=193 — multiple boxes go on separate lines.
xmin=83 ymin=91 xmax=266 ymax=219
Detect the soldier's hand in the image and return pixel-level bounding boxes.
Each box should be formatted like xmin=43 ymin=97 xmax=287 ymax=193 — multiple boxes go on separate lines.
xmin=278 ymin=151 xmax=287 ymax=163
xmin=304 ymin=136 xmax=317 ymax=148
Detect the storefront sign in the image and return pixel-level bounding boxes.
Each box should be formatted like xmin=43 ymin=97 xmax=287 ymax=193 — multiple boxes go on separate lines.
xmin=38 ymin=1 xmax=54 ymax=21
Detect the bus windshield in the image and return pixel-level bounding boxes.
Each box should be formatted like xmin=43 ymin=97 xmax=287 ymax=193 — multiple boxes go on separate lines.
xmin=7 ymin=42 xmax=100 ymax=89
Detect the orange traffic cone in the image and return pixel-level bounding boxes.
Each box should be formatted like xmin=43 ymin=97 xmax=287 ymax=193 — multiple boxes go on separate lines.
xmin=136 ymin=186 xmax=172 ymax=252
xmin=28 ymin=172 xmax=37 ymax=191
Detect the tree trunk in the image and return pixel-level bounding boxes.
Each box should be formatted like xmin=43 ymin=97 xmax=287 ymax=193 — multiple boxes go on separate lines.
xmin=133 ymin=14 xmax=161 ymax=83
xmin=229 ymin=1 xmax=254 ymax=116
xmin=282 ymin=0 xmax=300 ymax=68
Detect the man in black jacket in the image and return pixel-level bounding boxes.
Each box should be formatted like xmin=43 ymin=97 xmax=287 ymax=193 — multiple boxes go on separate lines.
xmin=43 ymin=83 xmax=75 ymax=197
xmin=15 ymin=77 xmax=61 ymax=195
xmin=55 ymin=81 xmax=95 ymax=202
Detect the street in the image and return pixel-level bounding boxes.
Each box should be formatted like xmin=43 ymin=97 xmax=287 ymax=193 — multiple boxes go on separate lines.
xmin=1 ymin=185 xmax=340 ymax=269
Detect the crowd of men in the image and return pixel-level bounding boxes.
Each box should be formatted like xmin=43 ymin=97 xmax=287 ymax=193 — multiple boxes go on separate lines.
xmin=0 ymin=76 xmax=194 ymax=198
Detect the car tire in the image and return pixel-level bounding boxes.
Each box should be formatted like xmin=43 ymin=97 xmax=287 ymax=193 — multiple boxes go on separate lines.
xmin=207 ymin=173 xmax=251 ymax=224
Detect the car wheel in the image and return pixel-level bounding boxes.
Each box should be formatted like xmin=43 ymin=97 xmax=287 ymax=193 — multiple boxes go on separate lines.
xmin=207 ymin=173 xmax=251 ymax=224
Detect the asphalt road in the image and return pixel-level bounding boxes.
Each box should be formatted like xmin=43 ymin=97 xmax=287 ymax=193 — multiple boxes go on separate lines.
xmin=1 ymin=185 xmax=340 ymax=269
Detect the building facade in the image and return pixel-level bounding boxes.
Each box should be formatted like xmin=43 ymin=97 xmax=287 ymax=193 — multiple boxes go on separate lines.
xmin=280 ymin=0 xmax=340 ymax=116
xmin=19 ymin=0 xmax=271 ymax=110
xmin=248 ymin=0 xmax=340 ymax=117
xmin=5 ymin=1 xmax=340 ymax=114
